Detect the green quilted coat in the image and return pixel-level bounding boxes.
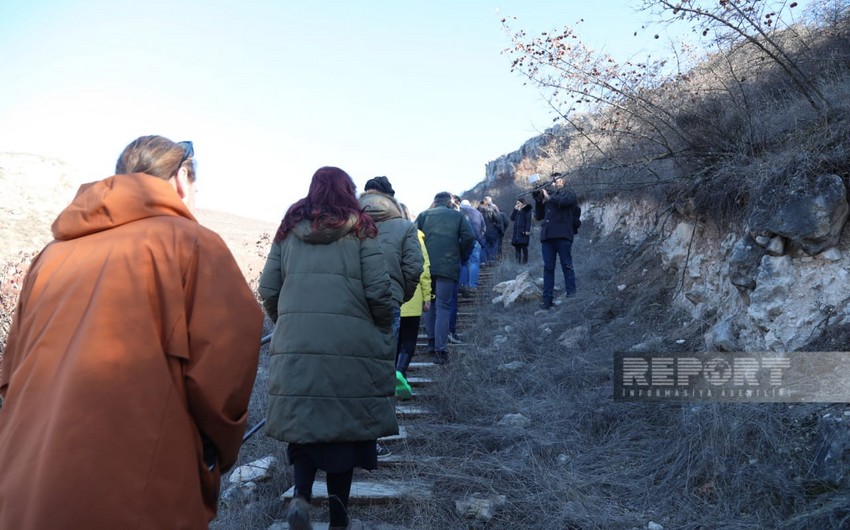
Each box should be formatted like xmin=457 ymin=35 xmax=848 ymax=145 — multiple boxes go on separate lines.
xmin=258 ymin=216 xmax=398 ymax=443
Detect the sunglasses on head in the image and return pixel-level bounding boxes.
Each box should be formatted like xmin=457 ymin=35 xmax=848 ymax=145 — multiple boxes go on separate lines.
xmin=175 ymin=141 xmax=194 ymax=176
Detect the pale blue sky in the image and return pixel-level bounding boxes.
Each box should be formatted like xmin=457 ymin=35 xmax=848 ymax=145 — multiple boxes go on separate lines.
xmin=1 ymin=0 xmax=663 ymax=221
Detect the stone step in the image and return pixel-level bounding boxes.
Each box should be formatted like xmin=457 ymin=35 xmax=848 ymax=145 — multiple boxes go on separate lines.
xmin=396 ymin=388 xmax=434 ymax=402
xmin=406 ymin=361 xmax=437 ymax=371
xmin=268 ymin=521 xmax=330 ymax=530
xmin=414 ymin=342 xmax=462 ymax=350
xmin=415 ymin=339 xmax=467 ymax=347
xmin=405 ymin=376 xmax=435 ymax=387
xmin=375 ymin=452 xmax=442 ymax=469
xmin=395 ymin=404 xmax=432 ymax=419
xmin=458 ymin=298 xmax=483 ymax=304
xmin=280 ymin=480 xmax=431 ymax=505
xmin=416 ymin=332 xmax=472 ymax=340
xmin=378 ymin=425 xmax=408 ymax=444
xmin=374 ymin=452 xmax=416 ymax=467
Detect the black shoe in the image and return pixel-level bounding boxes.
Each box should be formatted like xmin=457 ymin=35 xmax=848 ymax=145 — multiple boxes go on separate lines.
xmin=433 ymin=351 xmax=450 ymax=365
xmin=287 ymin=496 xmax=312 ymax=530
xmin=539 ymin=300 xmax=553 ymax=310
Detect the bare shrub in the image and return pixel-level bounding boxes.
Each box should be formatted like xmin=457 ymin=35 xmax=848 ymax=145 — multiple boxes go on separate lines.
xmin=502 ymin=3 xmax=850 ymax=226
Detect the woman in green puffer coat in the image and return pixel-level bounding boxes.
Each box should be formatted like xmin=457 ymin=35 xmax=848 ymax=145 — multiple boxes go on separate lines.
xmin=259 ymin=166 xmax=397 ymax=530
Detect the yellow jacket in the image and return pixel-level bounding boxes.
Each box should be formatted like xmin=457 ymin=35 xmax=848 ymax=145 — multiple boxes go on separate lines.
xmin=400 ymin=229 xmax=431 ymax=317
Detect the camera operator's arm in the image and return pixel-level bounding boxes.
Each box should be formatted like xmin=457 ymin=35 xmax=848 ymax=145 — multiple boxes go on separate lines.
xmin=533 ymin=190 xmax=546 ymax=221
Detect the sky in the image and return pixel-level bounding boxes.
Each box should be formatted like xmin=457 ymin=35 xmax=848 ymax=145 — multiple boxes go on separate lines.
xmin=1 ymin=0 xmax=669 ymax=222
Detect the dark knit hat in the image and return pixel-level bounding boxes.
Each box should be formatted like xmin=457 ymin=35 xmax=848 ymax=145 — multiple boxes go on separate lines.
xmin=364 ymin=176 xmax=395 ymax=196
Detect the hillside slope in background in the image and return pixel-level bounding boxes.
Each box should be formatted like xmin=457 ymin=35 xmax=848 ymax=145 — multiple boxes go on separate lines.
xmin=0 ymin=154 xmax=277 ymax=356
xmin=0 ymin=152 xmax=276 ymax=277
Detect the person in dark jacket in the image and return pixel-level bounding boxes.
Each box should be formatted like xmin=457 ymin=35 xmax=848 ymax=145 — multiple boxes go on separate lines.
xmin=478 ymin=196 xmax=505 ymax=266
xmin=533 ymin=177 xmax=581 ymax=309
xmin=259 ymin=167 xmax=397 ymax=530
xmin=415 ymin=191 xmax=475 ymax=364
xmin=511 ymin=197 xmax=534 ymax=264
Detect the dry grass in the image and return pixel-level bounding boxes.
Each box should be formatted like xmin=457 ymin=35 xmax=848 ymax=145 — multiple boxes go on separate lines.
xmin=397 ymin=231 xmax=847 ymax=529
xmin=211 ymin=226 xmax=850 ymax=529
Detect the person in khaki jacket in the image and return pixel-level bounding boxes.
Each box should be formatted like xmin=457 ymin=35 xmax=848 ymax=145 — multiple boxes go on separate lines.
xmin=0 ymin=135 xmax=264 ymax=530
xmin=357 ymin=176 xmax=424 ymax=340
xmin=259 ymin=167 xmax=397 ymax=530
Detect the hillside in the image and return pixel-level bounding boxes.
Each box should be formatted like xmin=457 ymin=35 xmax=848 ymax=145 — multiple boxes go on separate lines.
xmin=0 ymin=152 xmax=276 ymax=277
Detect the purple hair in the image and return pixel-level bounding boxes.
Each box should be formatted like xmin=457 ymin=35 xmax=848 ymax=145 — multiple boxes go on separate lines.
xmin=275 ymin=166 xmax=377 ymax=242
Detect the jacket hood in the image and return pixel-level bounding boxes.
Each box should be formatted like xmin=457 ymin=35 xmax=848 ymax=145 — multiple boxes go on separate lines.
xmin=52 ymin=173 xmax=195 ymax=240
xmin=521 ymin=203 xmax=533 ymax=212
xmin=292 ymin=214 xmax=358 ymax=244
xmin=358 ymin=190 xmax=403 ymax=222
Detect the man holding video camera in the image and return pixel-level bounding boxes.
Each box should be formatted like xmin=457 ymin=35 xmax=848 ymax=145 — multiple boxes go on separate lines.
xmin=533 ymin=175 xmax=581 ymax=309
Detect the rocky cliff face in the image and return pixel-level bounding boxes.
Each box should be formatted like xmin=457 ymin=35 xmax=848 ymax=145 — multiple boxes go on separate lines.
xmin=483 ymin=125 xmax=570 ymax=184
xmin=486 ymin=135 xmax=849 ymax=353
xmin=585 ymin=178 xmax=848 ymax=352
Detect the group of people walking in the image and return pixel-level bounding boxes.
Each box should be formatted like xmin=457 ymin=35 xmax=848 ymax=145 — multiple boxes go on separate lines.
xmin=0 ymin=135 xmax=581 ymax=530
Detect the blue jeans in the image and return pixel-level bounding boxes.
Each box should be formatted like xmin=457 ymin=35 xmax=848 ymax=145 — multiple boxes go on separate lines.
xmin=423 ymin=278 xmax=456 ymax=352
xmin=449 ymin=280 xmax=459 ymax=335
xmin=391 ymin=306 xmax=401 ymax=345
xmin=460 ymin=242 xmax=481 ymax=288
xmin=542 ymin=238 xmax=575 ymax=302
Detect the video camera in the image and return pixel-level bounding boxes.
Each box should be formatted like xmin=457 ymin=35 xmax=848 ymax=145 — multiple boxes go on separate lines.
xmin=516 ymin=173 xmax=563 ymax=201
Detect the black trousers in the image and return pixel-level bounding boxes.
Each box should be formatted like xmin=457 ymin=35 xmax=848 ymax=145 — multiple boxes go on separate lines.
xmin=396 ymin=315 xmax=421 ymax=376
xmin=293 ymin=458 xmax=353 ymax=528
xmin=513 ymin=243 xmax=528 ymax=264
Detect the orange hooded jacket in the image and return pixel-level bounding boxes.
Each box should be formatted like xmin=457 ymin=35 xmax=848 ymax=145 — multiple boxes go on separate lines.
xmin=0 ymin=173 xmax=263 ymax=529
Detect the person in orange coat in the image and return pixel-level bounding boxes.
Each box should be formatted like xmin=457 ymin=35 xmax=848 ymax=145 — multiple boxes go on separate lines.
xmin=0 ymin=135 xmax=264 ymax=530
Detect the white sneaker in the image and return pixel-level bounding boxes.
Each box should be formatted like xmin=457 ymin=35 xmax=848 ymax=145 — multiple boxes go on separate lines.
xmin=447 ymin=333 xmax=465 ymax=344
xmin=376 ymin=442 xmax=392 ymax=459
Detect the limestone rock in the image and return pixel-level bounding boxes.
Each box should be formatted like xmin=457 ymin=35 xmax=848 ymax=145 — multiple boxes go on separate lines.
xmin=728 ymin=234 xmax=765 ymax=291
xmin=750 ymin=174 xmax=849 ymax=256
xmin=221 ymin=480 xmax=258 ymax=506
xmin=498 ymin=413 xmax=531 ymax=428
xmin=818 ymin=247 xmax=842 ymax=261
xmin=706 ymin=316 xmax=740 ymax=352
xmin=498 ymin=361 xmax=525 ymax=371
xmin=229 ymin=456 xmax=278 ymax=484
xmin=766 ymin=236 xmax=785 ymax=256
xmin=660 ymin=222 xmax=696 ymax=271
xmin=747 ymin=256 xmax=794 ymax=325
xmin=492 ymin=270 xmax=541 ymax=307
xmin=558 ymin=326 xmax=589 ymax=350
xmin=455 ymin=493 xmax=507 ymax=522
